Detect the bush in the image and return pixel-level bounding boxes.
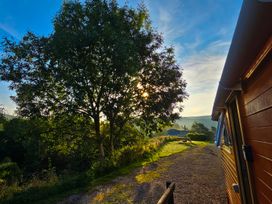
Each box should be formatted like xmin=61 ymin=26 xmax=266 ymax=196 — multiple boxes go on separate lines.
xmin=90 ymin=158 xmax=115 ymax=177
xmin=111 ymin=136 xmax=181 ymax=168
xmin=0 ymin=162 xmax=22 ymax=184
xmin=187 ymin=132 xmax=208 ymax=141
xmin=111 ymin=145 xmax=147 ymax=167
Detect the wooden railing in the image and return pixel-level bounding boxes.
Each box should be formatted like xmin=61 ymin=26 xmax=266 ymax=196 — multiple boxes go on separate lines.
xmin=157 ymin=181 xmax=175 ymax=204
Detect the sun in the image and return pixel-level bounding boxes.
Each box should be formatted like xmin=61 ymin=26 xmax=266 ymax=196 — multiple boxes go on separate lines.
xmin=142 ymin=92 xmax=149 ymax=98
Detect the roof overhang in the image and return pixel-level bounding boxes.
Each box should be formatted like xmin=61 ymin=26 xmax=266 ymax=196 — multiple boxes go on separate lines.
xmin=212 ymin=0 xmax=272 ymax=121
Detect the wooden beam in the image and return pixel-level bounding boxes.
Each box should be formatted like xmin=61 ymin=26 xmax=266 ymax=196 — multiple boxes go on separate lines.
xmin=157 ymin=182 xmax=175 ymax=204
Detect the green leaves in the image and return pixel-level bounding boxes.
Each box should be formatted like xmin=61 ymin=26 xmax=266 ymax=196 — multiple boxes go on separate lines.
xmin=0 ymin=0 xmax=187 ymax=159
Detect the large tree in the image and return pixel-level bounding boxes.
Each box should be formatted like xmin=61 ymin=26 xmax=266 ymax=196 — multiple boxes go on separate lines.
xmin=0 ymin=0 xmax=187 ymax=159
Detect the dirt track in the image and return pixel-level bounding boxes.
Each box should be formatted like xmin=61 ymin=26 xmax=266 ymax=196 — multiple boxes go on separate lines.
xmin=60 ymin=144 xmax=227 ymax=204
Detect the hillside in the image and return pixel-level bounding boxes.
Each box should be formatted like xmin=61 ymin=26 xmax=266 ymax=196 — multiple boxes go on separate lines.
xmin=4 ymin=114 xmax=16 ymax=120
xmin=175 ymin=115 xmax=217 ymax=129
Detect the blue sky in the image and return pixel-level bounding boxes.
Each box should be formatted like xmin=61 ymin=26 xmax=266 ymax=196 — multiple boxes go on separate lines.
xmin=0 ymin=0 xmax=242 ymax=116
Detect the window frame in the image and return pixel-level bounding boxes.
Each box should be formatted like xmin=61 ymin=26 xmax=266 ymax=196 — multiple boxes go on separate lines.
xmin=215 ymin=111 xmax=233 ymax=154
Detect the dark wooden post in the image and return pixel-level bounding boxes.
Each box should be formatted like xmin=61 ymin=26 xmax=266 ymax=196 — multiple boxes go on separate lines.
xmin=166 ymin=181 xmax=174 ymax=204
xmin=157 ymin=181 xmax=175 ymax=204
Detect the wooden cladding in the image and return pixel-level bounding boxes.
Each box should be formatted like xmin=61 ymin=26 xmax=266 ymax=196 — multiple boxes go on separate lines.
xmin=220 ymin=148 xmax=241 ymax=204
xmin=240 ymin=50 xmax=272 ymax=203
xmin=243 ymin=36 xmax=272 ymax=80
xmin=244 ymin=87 xmax=272 ymax=117
xmin=243 ymin=53 xmax=272 ymax=105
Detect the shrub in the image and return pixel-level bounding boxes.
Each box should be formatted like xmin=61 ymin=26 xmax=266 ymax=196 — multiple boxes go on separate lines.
xmin=111 ymin=145 xmax=146 ymax=167
xmin=187 ymin=132 xmax=208 ymax=141
xmin=90 ymin=158 xmax=115 ymax=177
xmin=0 ymin=162 xmax=22 ymax=184
xmin=83 ymin=136 xmax=182 ymax=181
xmin=111 ymin=136 xmax=181 ymax=168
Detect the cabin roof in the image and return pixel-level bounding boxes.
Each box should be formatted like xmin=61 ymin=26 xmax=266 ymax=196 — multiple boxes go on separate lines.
xmin=211 ymin=1 xmax=272 ymax=121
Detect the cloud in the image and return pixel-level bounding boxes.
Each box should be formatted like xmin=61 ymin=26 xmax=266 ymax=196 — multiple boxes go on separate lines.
xmin=181 ymin=55 xmax=226 ymax=116
xmin=0 ymin=81 xmax=16 ymax=115
xmin=146 ymin=0 xmax=208 ymax=44
xmin=0 ymin=100 xmax=17 ymax=115
xmin=157 ymin=6 xmax=186 ymax=42
xmin=182 ymin=91 xmax=216 ymax=116
xmin=143 ymin=0 xmax=232 ymax=117
xmin=0 ymin=92 xmax=17 ymax=115
xmin=180 ymin=40 xmax=230 ymax=116
xmin=0 ymin=22 xmax=20 ymax=39
xmin=207 ymin=40 xmax=231 ymax=53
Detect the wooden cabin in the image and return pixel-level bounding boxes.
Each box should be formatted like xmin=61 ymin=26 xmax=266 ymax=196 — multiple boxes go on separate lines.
xmin=212 ymin=1 xmax=272 ymax=204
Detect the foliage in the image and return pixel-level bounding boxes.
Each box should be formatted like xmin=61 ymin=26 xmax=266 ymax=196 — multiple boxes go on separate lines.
xmin=98 ymin=136 xmax=180 ymax=173
xmin=0 ymin=162 xmax=21 ymax=185
xmin=0 ymin=105 xmax=5 ymax=124
xmin=0 ymin=118 xmax=45 ymax=173
xmin=135 ymin=170 xmax=160 ymax=184
xmin=0 ymin=0 xmax=187 ymax=203
xmin=93 ymin=183 xmax=133 ymax=203
xmin=0 ymin=0 xmax=186 ymax=160
xmin=190 ymin=122 xmax=215 ymax=141
xmin=187 ymin=132 xmax=209 ymax=141
xmin=0 ymin=173 xmax=89 ymax=204
xmin=191 ymin=122 xmax=210 ymax=134
xmin=0 ymin=116 xmax=99 ymax=174
xmin=211 ymin=126 xmax=216 ymax=135
xmin=135 ymin=46 xmax=187 ymax=137
xmin=175 ymin=115 xmax=217 ymax=129
xmin=0 ymin=137 xmax=185 ymax=204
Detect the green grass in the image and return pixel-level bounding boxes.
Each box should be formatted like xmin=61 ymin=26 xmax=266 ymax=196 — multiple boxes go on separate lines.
xmin=158 ymin=141 xmax=191 ymax=157
xmin=192 ymin=141 xmax=211 ymax=146
xmin=0 ymin=140 xmax=209 ymax=204
xmin=92 ymin=183 xmax=134 ymax=204
xmin=153 ymin=140 xmax=209 ymax=159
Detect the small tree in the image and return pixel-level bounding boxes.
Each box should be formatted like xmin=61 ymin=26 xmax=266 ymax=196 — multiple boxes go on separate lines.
xmin=182 ymin=125 xmax=189 ymax=130
xmin=211 ymin=126 xmax=216 ymax=134
xmin=191 ymin=122 xmax=213 ymax=141
xmin=191 ymin=122 xmax=209 ymax=134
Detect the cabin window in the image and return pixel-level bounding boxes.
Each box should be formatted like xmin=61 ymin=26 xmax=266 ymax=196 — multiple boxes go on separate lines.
xmin=215 ymin=113 xmax=223 ymax=147
xmin=215 ymin=112 xmax=224 ymax=146
xmin=215 ymin=112 xmax=232 ymax=148
xmin=221 ymin=123 xmax=232 ymax=147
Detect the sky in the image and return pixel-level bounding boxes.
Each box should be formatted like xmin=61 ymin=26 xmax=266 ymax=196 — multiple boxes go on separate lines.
xmin=0 ymin=0 xmax=243 ymax=116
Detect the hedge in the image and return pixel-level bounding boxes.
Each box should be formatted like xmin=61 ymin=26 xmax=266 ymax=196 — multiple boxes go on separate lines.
xmin=187 ymin=132 xmax=208 ymax=141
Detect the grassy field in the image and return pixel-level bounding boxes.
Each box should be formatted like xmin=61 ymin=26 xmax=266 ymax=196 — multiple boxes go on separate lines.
xmin=0 ymin=139 xmax=209 ymax=204
xmin=158 ymin=141 xmax=192 ymax=157
xmin=155 ymin=140 xmax=208 ymax=158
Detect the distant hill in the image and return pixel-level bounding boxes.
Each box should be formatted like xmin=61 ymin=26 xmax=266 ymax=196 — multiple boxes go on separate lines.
xmin=3 ymin=114 xmax=16 ymax=120
xmin=175 ymin=115 xmax=217 ymax=130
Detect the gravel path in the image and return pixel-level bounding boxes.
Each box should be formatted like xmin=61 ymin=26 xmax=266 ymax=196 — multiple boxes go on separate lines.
xmin=60 ymin=144 xmax=227 ymax=204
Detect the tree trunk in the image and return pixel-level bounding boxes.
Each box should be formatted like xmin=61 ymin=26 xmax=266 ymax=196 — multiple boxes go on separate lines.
xmin=99 ymin=142 xmax=105 ymax=159
xmin=94 ymin=114 xmax=105 ymax=159
xmin=109 ymin=120 xmax=115 ymax=153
